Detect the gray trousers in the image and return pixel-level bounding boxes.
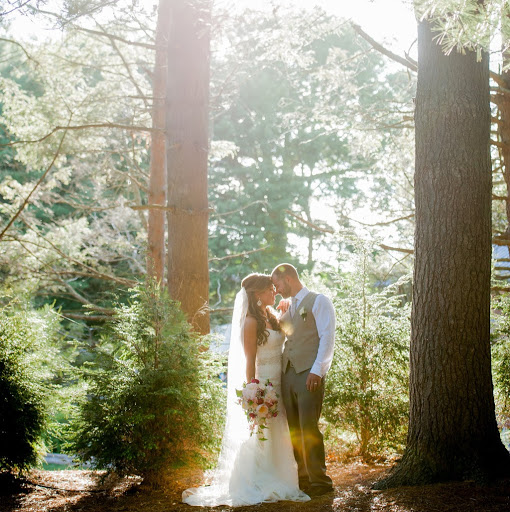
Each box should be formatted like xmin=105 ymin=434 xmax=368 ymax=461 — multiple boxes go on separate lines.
xmin=281 ymin=364 xmax=332 ymax=489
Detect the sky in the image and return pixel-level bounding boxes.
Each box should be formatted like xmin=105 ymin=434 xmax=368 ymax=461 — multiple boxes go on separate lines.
xmin=233 ymin=0 xmax=418 ymax=58
xmin=323 ymin=0 xmax=417 ymax=56
xmin=8 ymin=0 xmax=419 ymax=61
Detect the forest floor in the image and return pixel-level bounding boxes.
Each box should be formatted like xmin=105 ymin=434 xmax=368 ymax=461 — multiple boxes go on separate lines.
xmin=2 ymin=460 xmax=510 ymax=512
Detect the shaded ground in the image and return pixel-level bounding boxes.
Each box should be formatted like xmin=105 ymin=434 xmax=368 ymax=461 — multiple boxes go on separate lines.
xmin=2 ymin=462 xmax=510 ymax=512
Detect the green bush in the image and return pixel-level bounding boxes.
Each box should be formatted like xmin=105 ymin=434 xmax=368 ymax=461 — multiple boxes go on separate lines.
xmin=490 ymin=294 xmax=510 ymax=448
xmin=70 ymin=283 xmax=225 ymax=485
xmin=0 ymin=300 xmax=62 ymax=474
xmin=323 ymin=249 xmax=410 ymax=461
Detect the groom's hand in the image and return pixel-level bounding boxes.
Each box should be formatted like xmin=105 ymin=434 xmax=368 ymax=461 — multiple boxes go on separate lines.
xmin=306 ymin=373 xmax=322 ymax=392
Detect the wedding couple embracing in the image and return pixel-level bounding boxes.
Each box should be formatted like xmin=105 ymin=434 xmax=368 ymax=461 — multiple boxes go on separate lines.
xmin=183 ymin=263 xmax=335 ymax=507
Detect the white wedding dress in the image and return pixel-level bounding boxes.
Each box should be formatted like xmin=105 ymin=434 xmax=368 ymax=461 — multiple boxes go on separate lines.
xmin=182 ymin=329 xmax=310 ymax=507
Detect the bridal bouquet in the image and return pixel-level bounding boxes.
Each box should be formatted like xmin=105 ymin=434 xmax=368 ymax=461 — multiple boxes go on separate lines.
xmin=236 ymin=379 xmax=279 ymax=440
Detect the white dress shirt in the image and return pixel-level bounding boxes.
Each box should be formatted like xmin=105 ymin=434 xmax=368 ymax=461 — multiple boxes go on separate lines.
xmin=292 ymin=286 xmax=335 ymax=378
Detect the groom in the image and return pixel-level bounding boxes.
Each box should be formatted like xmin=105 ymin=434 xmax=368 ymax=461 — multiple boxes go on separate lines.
xmin=271 ymin=263 xmax=335 ymax=497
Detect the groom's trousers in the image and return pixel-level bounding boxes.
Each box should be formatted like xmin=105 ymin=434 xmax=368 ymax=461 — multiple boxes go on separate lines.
xmin=281 ymin=363 xmax=333 ymax=490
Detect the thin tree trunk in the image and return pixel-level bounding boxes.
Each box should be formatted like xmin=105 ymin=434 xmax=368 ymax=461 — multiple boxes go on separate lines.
xmin=166 ymin=0 xmax=211 ymax=334
xmin=147 ymin=0 xmax=170 ymax=282
xmin=376 ymin=19 xmax=510 ymax=488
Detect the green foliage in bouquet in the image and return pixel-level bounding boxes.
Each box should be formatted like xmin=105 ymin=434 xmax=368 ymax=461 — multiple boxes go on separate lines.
xmin=69 ymin=283 xmax=225 ymax=484
xmin=0 ymin=300 xmax=62 ymax=474
xmin=323 ymin=247 xmax=410 ymax=462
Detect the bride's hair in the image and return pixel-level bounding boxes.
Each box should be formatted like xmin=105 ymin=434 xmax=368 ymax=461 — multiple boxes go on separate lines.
xmin=241 ymin=273 xmax=280 ymax=345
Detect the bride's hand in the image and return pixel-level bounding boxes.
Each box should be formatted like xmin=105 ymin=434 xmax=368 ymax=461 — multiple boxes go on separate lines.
xmin=276 ymin=298 xmax=290 ymax=315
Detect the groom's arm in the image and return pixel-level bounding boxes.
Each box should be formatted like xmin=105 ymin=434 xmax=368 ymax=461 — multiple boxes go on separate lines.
xmin=309 ymin=294 xmax=336 ymax=379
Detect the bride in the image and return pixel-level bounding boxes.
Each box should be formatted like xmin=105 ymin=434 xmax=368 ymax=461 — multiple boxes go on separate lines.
xmin=182 ymin=273 xmax=310 ymax=506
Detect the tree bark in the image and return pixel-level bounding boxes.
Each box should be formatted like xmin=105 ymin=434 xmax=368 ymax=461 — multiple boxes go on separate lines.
xmin=166 ymin=0 xmax=211 ymax=334
xmin=497 ymin=55 xmax=510 ymax=236
xmin=376 ymin=19 xmax=510 ymax=488
xmin=147 ymin=0 xmax=170 ymax=282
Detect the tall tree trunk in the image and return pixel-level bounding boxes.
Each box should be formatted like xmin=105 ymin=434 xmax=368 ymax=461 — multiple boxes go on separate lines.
xmin=377 ymin=19 xmax=510 ymax=488
xmin=147 ymin=0 xmax=170 ymax=282
xmin=166 ymin=0 xmax=211 ymax=334
xmin=497 ymin=54 xmax=510 ymax=236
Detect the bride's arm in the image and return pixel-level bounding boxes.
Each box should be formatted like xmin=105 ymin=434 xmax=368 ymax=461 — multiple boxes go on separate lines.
xmin=243 ymin=316 xmax=257 ymax=382
xmin=276 ymin=298 xmax=290 ymax=317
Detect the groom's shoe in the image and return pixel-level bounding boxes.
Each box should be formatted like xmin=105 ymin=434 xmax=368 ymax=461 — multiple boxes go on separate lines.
xmin=308 ymin=485 xmax=334 ymax=498
xmin=298 ymin=479 xmax=311 ymax=493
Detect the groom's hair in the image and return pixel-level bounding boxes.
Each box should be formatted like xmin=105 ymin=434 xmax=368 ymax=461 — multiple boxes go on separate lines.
xmin=271 ymin=263 xmax=299 ymax=280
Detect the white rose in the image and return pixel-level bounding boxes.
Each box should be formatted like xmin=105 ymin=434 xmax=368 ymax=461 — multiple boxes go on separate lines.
xmin=243 ymin=382 xmax=259 ymax=401
xmin=265 ymin=389 xmax=277 ymax=402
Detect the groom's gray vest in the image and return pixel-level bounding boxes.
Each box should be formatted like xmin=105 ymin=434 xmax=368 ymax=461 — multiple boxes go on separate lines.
xmin=281 ymin=292 xmax=319 ymax=374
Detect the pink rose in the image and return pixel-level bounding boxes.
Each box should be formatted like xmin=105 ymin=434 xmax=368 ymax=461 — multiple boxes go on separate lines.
xmin=251 ymin=378 xmax=260 ymax=384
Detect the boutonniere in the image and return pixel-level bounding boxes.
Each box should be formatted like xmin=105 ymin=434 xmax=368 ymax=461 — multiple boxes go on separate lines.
xmin=299 ymin=306 xmax=307 ymax=321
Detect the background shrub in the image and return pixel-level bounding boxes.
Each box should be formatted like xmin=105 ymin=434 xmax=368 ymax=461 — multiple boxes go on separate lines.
xmin=0 ymin=300 xmax=62 ymax=474
xmin=490 ymin=294 xmax=510 ymax=449
xmin=323 ymin=247 xmax=410 ymax=461
xmin=69 ymin=283 xmax=225 ymax=486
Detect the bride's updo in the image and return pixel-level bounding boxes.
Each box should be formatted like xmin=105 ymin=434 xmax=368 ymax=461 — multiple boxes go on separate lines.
xmin=241 ymin=273 xmax=280 ymax=345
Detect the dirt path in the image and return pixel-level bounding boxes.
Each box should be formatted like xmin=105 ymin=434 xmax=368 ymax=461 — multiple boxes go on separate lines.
xmin=1 ymin=462 xmax=510 ymax=512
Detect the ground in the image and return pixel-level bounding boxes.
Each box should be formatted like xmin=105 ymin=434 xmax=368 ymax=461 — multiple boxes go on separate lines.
xmin=2 ymin=462 xmax=510 ymax=512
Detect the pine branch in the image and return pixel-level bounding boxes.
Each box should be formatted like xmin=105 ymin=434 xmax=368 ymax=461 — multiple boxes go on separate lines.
xmin=491 ymin=139 xmax=510 ymax=151
xmin=211 ymin=200 xmax=268 ymax=218
xmin=1 ymin=0 xmax=33 ymax=16
xmin=343 ymin=213 xmax=415 ymax=227
xmin=209 ymin=246 xmax=268 ymax=262
xmin=209 ymin=307 xmax=234 ymax=315
xmin=94 ymin=20 xmax=150 ymax=110
xmin=379 ymin=244 xmax=414 ymax=255
xmin=0 ymin=37 xmax=40 ymax=65
xmin=351 ymin=23 xmax=417 ymax=72
xmin=55 ymin=275 xmax=115 ymax=315
xmin=0 ymin=117 xmax=71 ymax=242
xmin=74 ymin=26 xmax=156 ymax=50
xmin=58 ymin=312 xmax=111 ymax=321
xmin=2 ymin=123 xmax=158 ymax=147
xmin=285 ymin=209 xmax=335 ymax=234
xmin=492 ymin=286 xmax=510 ymax=293
xmin=8 ymin=224 xmax=138 ymax=288
xmin=491 ymin=71 xmax=507 ymax=88
xmin=31 ymin=7 xmax=156 ymax=50
xmin=113 ymin=167 xmax=149 ymax=193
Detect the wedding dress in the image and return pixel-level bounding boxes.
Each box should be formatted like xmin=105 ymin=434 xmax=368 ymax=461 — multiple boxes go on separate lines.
xmin=182 ymin=289 xmax=310 ymax=507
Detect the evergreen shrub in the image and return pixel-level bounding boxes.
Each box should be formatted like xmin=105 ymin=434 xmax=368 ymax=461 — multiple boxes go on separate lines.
xmin=323 ymin=249 xmax=410 ymax=461
xmin=70 ymin=283 xmax=225 ymax=485
xmin=490 ymin=294 xmax=510 ymax=449
xmin=0 ymin=301 xmax=61 ymax=473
